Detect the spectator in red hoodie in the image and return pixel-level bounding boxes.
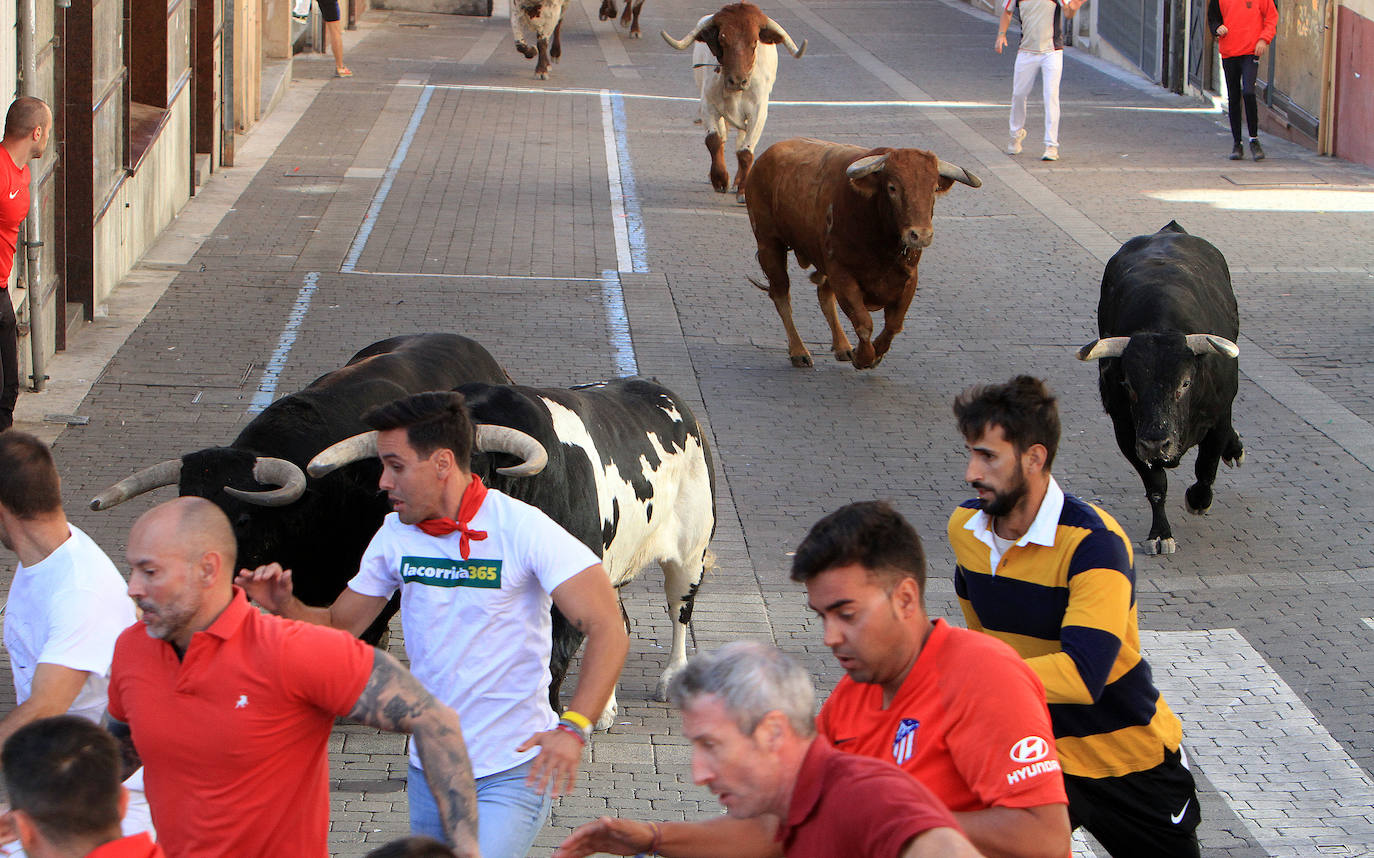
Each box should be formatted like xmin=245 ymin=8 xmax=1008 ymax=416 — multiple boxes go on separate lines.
xmin=1208 ymin=0 xmax=1278 ymax=160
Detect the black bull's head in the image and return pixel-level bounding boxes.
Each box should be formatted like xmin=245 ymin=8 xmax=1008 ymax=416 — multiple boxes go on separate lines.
xmin=1078 ymin=331 xmax=1240 ymax=465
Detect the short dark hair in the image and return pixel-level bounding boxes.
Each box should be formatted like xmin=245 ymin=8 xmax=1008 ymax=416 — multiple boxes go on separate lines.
xmin=789 ymin=501 xmax=926 ymax=593
xmin=953 ymin=375 xmax=1060 ymax=469
xmin=362 ymin=392 xmax=473 ymax=465
xmin=0 ymin=429 xmax=63 ymax=517
xmin=4 ymin=96 xmax=49 ymax=139
xmin=2 ymin=715 xmax=124 ymax=845
xmin=363 ymin=837 xmax=458 ymax=858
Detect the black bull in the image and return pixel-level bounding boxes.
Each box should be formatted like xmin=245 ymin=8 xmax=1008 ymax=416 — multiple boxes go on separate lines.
xmin=1077 ymin=221 xmax=1244 ymax=556
xmin=91 ymin=334 xmax=512 ymax=642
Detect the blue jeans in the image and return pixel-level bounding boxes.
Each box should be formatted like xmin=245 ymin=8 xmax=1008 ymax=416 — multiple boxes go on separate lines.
xmin=408 ymin=758 xmax=552 ymax=858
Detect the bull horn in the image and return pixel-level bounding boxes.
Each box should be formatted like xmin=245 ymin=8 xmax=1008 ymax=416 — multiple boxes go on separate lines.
xmin=306 ymin=431 xmax=380 ymax=478
xmin=762 ymin=17 xmax=807 ymax=57
xmin=223 ymin=458 xmax=307 ymax=507
xmin=661 ymin=17 xmax=711 ymax=50
xmin=1076 ymin=337 xmax=1131 ymax=361
xmin=846 ymin=154 xmax=888 ymax=179
xmin=475 ymin=425 xmax=548 ymax=477
xmin=937 ymin=159 xmax=983 ymax=188
xmin=1186 ymin=334 xmax=1239 ymax=358
xmin=89 ymin=459 xmax=183 ymax=511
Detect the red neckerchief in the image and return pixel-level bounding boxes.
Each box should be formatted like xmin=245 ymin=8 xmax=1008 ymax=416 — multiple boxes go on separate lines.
xmin=416 ymin=474 xmax=489 ymax=560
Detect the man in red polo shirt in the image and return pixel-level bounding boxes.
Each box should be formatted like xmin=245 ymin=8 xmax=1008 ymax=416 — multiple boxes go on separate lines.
xmin=0 ymin=715 xmax=163 ymax=858
xmin=556 ymin=641 xmax=979 ymax=858
xmin=105 ymin=497 xmax=482 ymax=858
xmin=0 ymin=97 xmax=51 ymax=432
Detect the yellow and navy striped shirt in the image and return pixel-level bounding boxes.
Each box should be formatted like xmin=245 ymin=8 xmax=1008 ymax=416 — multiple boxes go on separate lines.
xmin=948 ymin=478 xmax=1183 ymax=779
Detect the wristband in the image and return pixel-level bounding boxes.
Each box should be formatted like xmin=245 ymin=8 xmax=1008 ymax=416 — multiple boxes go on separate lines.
xmin=558 ymin=715 xmax=592 ymax=744
xmin=560 ymin=709 xmax=593 ymax=733
xmin=634 ymin=821 xmax=664 ymax=857
xmin=554 ymin=722 xmax=587 ymax=745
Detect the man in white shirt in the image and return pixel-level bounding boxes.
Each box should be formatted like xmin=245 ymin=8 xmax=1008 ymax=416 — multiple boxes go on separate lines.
xmin=237 ymin=391 xmax=629 ymax=858
xmin=996 ymin=0 xmax=1086 ymax=161
xmin=0 ymin=430 xmax=152 ymax=853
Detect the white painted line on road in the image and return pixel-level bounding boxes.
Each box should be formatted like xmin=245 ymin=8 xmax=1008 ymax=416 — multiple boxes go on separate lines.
xmin=249 ymin=272 xmax=321 ymax=414
xmin=1144 ymin=628 xmax=1374 ymax=855
xmin=600 ymin=89 xmax=647 ymax=274
xmin=601 ymin=271 xmax=639 ymax=376
xmin=341 ymin=84 xmax=435 ymax=274
xmin=1361 ymin=617 xmax=1374 ymax=631
xmin=341 ymin=270 xmax=609 ymax=282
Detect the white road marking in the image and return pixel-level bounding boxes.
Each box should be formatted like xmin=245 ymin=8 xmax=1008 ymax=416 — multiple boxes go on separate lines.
xmin=1361 ymin=617 xmax=1374 ymax=631
xmin=341 ymin=84 xmax=434 ymax=273
xmin=575 ymin=0 xmax=638 ymax=79
xmin=1143 ymin=628 xmax=1374 ymax=855
xmin=249 ymin=272 xmax=320 ymax=414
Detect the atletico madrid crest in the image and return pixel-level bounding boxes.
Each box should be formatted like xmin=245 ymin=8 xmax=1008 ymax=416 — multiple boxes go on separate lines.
xmin=892 ymin=718 xmax=920 ymax=765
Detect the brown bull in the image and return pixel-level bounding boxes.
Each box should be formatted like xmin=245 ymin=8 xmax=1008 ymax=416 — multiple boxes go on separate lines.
xmin=745 ymin=138 xmax=982 ymax=369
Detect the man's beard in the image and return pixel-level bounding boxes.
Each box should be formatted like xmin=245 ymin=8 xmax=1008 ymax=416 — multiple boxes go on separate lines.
xmin=974 ymin=468 xmax=1028 ymax=518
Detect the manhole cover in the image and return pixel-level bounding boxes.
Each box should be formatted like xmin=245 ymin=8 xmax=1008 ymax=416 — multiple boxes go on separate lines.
xmin=1222 ymin=171 xmax=1327 ymax=186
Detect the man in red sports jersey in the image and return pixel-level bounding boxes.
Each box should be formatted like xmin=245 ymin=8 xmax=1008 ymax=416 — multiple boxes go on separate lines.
xmin=0 ymin=97 xmax=52 ymax=432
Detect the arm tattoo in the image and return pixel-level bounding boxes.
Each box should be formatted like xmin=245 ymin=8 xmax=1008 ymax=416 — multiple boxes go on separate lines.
xmin=103 ymin=715 xmax=142 ymax=781
xmin=347 ymin=651 xmax=431 ymax=729
xmin=348 ymin=651 xmax=480 ymax=850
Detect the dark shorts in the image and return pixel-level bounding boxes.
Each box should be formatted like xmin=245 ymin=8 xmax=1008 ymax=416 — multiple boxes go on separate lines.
xmin=1064 ymin=746 xmax=1201 ymax=858
xmin=317 ymin=0 xmax=341 ymax=23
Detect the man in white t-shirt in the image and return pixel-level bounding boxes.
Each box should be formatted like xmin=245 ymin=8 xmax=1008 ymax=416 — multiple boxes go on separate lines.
xmin=0 ymin=430 xmax=152 ymax=853
xmin=237 ymin=391 xmax=630 ymax=858
xmin=995 ymin=0 xmax=1086 ymax=161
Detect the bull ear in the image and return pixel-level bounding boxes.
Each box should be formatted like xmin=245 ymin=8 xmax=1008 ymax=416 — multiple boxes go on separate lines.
xmin=758 ymin=27 xmax=783 ymax=44
xmin=1077 ymin=337 xmax=1130 ymax=361
xmin=697 ymin=25 xmax=722 ymax=58
xmin=1185 ymin=334 xmax=1239 ymax=358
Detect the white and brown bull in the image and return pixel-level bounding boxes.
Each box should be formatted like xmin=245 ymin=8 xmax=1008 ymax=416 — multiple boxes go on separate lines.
xmin=745 ymin=138 xmax=982 ymax=369
xmin=511 ymin=0 xmax=567 ymax=79
xmin=599 ymin=0 xmax=647 ymax=37
xmin=662 ymin=3 xmax=806 ymax=202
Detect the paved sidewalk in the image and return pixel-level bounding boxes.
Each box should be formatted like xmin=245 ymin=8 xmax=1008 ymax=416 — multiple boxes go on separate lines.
xmin=3 ymin=0 xmax=1373 ymax=856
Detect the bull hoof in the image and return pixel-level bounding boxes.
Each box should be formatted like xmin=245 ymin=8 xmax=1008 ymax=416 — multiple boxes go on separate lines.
xmin=711 ymin=175 xmax=730 ymax=193
xmin=516 ymin=42 xmax=536 ymax=58
xmin=693 ymin=117 xmax=703 ymax=125
xmin=790 ymin=353 xmax=814 ymax=368
xmin=596 ymin=695 xmax=618 ymax=732
xmin=536 ymin=69 xmax=550 ymax=80
xmin=1142 ymin=536 xmax=1177 ymax=555
xmin=1224 ymin=443 xmax=1245 ymax=468
xmin=734 ymin=190 xmax=747 ymax=205
xmin=1185 ymin=483 xmax=1213 ymax=514
xmin=655 ymin=663 xmax=685 ymax=702
xmin=833 ymin=348 xmax=853 ymax=362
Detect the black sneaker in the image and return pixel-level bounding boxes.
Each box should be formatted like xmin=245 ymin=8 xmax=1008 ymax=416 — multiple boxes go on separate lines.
xmin=1229 ymin=143 xmax=1244 ymax=160
xmin=1250 ymin=139 xmax=1265 ymax=161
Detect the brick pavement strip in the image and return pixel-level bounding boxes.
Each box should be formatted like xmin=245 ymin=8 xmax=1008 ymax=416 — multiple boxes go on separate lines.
xmin=2 ymin=0 xmax=1373 ymax=856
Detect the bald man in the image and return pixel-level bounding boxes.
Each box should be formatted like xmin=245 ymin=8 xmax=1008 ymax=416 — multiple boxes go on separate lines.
xmin=105 ymin=498 xmax=481 ymax=858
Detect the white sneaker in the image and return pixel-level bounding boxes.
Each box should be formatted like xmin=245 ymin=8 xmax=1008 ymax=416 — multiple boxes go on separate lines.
xmin=1041 ymin=145 xmax=1059 ymax=161
xmin=1007 ymin=129 xmax=1027 ymax=155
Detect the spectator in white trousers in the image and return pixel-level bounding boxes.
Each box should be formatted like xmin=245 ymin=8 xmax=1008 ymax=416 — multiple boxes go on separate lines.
xmin=996 ymin=0 xmax=1085 ymax=161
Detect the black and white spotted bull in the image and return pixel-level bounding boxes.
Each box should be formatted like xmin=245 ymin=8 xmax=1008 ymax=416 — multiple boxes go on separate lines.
xmin=309 ymin=377 xmax=716 ymax=728
xmin=88 ymin=334 xmax=514 ymax=643
xmin=1077 ymin=221 xmax=1244 ymax=556
xmin=511 ymin=0 xmax=568 ymax=79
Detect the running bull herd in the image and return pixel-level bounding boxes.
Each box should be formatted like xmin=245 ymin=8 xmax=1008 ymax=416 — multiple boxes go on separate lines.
xmin=91 ymin=3 xmax=1245 ymax=719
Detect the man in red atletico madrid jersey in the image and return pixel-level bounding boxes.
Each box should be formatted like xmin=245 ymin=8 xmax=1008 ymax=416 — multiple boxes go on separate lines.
xmin=0 ymin=97 xmax=51 ymax=432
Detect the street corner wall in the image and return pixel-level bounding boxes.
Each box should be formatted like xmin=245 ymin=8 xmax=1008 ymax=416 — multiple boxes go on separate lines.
xmin=93 ymin=95 xmax=192 ymax=309
xmin=1334 ymin=0 xmax=1374 ymax=166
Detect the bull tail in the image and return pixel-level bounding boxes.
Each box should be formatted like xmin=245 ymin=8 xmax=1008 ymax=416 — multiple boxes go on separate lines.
xmin=1160 ymin=219 xmax=1188 ymax=234
xmin=748 ymin=276 xmax=770 ymax=293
